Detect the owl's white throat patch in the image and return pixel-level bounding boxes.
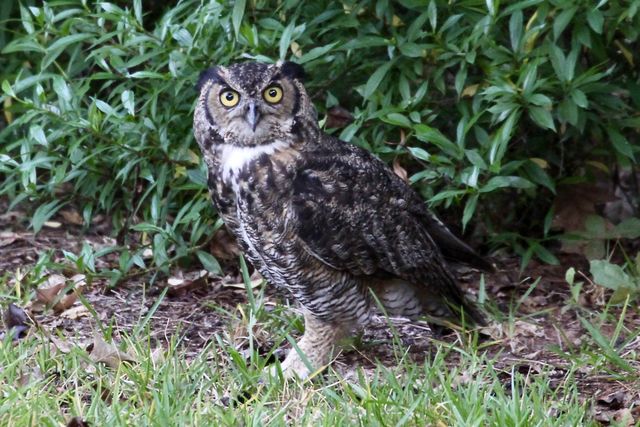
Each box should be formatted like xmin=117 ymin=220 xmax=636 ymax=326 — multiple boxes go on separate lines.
xmin=219 ymin=140 xmax=290 ymax=183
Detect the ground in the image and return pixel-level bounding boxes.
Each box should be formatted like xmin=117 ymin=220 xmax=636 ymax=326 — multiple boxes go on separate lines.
xmin=1 ymin=201 xmax=639 ymax=426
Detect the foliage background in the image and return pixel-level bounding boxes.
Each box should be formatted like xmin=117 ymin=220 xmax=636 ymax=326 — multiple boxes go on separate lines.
xmin=1 ymin=0 xmax=639 ymax=282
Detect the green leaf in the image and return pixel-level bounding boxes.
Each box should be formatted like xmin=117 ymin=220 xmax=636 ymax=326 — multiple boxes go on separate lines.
xmin=528 ymin=93 xmax=552 ymax=107
xmin=427 ymin=0 xmax=437 ymax=31
xmin=153 ymin=233 xmax=169 ymax=268
xmin=232 ymin=0 xmax=246 ymax=40
xmin=133 ymin=0 xmax=142 ymax=24
xmin=533 ymin=243 xmax=559 ymax=265
xmin=414 ymin=124 xmax=459 ymax=158
xmin=565 ymin=267 xmax=575 ymax=286
xmin=407 ymin=146 xmax=430 ymax=161
xmin=589 ymin=260 xmax=635 ymax=291
xmin=279 ymin=21 xmax=296 ymax=60
xmin=196 ymin=250 xmax=222 ymax=274
xmin=570 ymin=89 xmax=588 ymax=108
xmin=1 ymin=80 xmax=15 ymax=97
xmin=608 ymin=128 xmax=635 ymax=161
xmin=298 ymin=42 xmax=338 ymax=64
xmin=465 ymin=149 xmax=487 ymax=169
xmin=121 ymin=90 xmax=135 ymax=116
xmin=586 ymin=9 xmax=604 ymax=34
xmin=94 ymin=99 xmax=116 ymax=116
xmin=429 ymin=189 xmax=466 ymax=203
xmin=528 ymin=106 xmax=556 ymax=131
xmin=509 ymin=10 xmax=523 ymax=52
xmin=52 ymin=76 xmax=71 ymax=102
xmin=579 ymin=316 xmax=635 ymax=371
xmin=47 ymin=33 xmax=93 ymax=52
xmin=364 ymin=61 xmax=393 ymax=99
xmin=462 ymin=193 xmax=478 ymax=230
xmin=383 ymin=113 xmax=411 ymax=128
xmin=128 ymin=71 xmax=167 ymax=79
xmin=29 ymin=125 xmax=47 ymax=146
xmin=399 ymin=42 xmax=425 ymax=58
xmin=558 ymin=98 xmax=578 ymax=125
xmin=549 ymin=45 xmax=566 ymax=81
xmin=32 ymin=201 xmax=64 ymax=233
xmin=480 ymin=176 xmax=534 ymax=193
xmin=172 ymin=28 xmax=193 ymax=47
xmin=553 ymin=7 xmax=577 ymax=40
xmin=613 ymin=218 xmax=640 ymax=239
xmin=1 ymin=39 xmax=44 ymax=54
xmin=19 ymin=4 xmax=34 ymax=34
xmin=488 ymin=109 xmax=520 ymax=166
xmin=523 ymin=160 xmax=555 ymax=193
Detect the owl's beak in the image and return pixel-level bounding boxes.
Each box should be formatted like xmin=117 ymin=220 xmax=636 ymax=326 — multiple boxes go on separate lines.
xmin=245 ymin=101 xmax=260 ymax=132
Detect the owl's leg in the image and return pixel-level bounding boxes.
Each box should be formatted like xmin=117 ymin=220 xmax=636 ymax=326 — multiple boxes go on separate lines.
xmin=278 ymin=310 xmax=346 ymax=380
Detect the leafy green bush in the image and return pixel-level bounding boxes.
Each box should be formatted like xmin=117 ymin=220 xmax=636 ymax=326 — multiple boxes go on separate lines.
xmin=1 ymin=0 xmax=639 ymax=280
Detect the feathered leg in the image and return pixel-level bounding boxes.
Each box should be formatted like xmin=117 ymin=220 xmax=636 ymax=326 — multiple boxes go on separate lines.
xmin=278 ymin=309 xmax=345 ymax=379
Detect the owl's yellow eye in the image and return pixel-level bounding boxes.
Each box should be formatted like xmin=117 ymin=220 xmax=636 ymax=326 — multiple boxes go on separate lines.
xmin=263 ymin=86 xmax=283 ymax=104
xmin=219 ymin=90 xmax=240 ymax=107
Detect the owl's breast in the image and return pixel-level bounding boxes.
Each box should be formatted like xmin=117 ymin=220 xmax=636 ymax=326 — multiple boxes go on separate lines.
xmin=206 ymin=141 xmax=303 ymax=280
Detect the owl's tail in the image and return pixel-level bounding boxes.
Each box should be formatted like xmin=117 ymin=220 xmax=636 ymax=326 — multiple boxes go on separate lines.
xmin=418 ymin=270 xmax=487 ymax=329
xmin=423 ymin=212 xmax=495 ymax=272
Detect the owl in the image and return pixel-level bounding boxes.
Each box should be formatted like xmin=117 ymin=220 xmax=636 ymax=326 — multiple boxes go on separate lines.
xmin=193 ymin=61 xmax=492 ymax=379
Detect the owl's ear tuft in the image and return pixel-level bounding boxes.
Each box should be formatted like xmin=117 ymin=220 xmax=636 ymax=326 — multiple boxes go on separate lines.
xmin=196 ymin=66 xmax=224 ymax=92
xmin=280 ymin=61 xmax=306 ymax=81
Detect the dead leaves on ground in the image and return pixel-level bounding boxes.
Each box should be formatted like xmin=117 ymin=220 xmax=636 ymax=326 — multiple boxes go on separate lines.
xmin=86 ymin=332 xmax=136 ymax=369
xmin=594 ymin=388 xmax=640 ymax=426
xmin=32 ymin=273 xmax=87 ymax=315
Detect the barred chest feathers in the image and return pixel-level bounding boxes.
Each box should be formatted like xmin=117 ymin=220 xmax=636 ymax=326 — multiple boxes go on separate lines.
xmin=208 ymin=140 xmax=301 ymax=279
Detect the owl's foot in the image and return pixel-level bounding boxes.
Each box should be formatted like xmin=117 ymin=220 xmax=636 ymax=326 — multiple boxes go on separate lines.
xmin=270 ymin=310 xmax=345 ymax=380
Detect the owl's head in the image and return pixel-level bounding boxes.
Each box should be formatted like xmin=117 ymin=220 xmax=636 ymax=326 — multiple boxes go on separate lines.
xmin=194 ymin=61 xmax=316 ymax=148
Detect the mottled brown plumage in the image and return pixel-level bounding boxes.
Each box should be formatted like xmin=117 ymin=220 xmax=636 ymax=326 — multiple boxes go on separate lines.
xmin=193 ymin=61 xmax=491 ymax=379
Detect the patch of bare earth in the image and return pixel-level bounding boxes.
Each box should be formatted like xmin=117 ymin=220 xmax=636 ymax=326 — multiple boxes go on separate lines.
xmin=1 ymin=201 xmax=638 ymax=424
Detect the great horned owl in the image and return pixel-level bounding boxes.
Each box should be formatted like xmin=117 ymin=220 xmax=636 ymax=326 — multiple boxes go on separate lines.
xmin=194 ymin=61 xmax=492 ymax=379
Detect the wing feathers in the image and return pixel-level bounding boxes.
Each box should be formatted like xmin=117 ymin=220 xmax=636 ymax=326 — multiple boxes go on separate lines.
xmin=290 ymin=137 xmax=488 ymax=324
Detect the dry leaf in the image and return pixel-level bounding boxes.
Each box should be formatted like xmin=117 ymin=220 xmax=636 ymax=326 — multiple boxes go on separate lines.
xmin=35 ymin=274 xmax=66 ymax=305
xmin=0 ymin=231 xmax=20 ymax=247
xmin=552 ymin=181 xmax=613 ymax=234
xmin=222 ymin=278 xmax=263 ymax=290
xmin=17 ymin=365 xmax=43 ymax=387
xmin=290 ymin=41 xmax=302 ymax=58
xmin=49 ymin=335 xmax=73 ymax=353
xmin=165 ymin=270 xmax=208 ymax=297
xmin=461 ymin=84 xmax=479 ymax=98
xmin=53 ymin=293 xmax=78 ymax=313
xmin=150 ymin=347 xmax=165 ymax=367
xmin=88 ymin=333 xmax=136 ymax=369
xmin=60 ymin=305 xmax=89 ymax=320
xmin=34 ymin=274 xmax=85 ymax=313
xmin=43 ymin=221 xmax=62 ymax=228
xmin=392 ymin=158 xmax=408 ymax=183
xmin=60 ymin=209 xmax=84 ymax=225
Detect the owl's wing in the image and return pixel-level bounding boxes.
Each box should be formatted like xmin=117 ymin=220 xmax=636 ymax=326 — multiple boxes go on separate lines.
xmin=291 ymin=139 xmax=486 ymax=323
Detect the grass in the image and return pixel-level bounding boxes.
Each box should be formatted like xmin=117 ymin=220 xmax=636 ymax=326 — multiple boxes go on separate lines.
xmin=2 ymin=267 xmax=635 ymax=427
xmin=0 ymin=328 xmax=592 ymax=426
